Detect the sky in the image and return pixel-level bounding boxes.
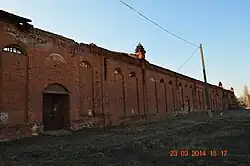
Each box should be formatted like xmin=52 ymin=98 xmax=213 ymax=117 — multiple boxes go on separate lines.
xmin=1 ymin=0 xmax=250 ymax=97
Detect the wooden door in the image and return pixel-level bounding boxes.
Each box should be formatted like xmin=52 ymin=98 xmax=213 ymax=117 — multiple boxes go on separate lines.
xmin=43 ymin=94 xmax=54 ymax=130
xmin=43 ymin=94 xmax=65 ymax=130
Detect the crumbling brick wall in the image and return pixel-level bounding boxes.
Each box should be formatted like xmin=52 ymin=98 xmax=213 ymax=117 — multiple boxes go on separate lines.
xmin=0 ymin=11 xmax=235 ymax=134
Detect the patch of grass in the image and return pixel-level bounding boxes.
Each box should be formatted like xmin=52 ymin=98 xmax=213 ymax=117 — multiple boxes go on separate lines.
xmin=0 ymin=110 xmax=250 ymax=165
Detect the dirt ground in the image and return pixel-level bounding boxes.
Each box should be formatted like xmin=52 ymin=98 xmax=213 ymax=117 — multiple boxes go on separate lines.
xmin=0 ymin=110 xmax=249 ymax=166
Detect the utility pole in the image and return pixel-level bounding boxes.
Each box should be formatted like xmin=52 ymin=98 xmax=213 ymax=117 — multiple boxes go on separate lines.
xmin=199 ymin=44 xmax=212 ymax=118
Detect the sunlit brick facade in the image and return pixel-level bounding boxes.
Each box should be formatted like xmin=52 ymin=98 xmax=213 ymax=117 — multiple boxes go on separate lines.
xmin=0 ymin=10 xmax=237 ymax=141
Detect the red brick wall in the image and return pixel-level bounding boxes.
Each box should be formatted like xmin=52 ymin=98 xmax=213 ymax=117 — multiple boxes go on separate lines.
xmin=1 ymin=51 xmax=28 ymax=124
xmin=0 ymin=19 xmax=235 ymax=129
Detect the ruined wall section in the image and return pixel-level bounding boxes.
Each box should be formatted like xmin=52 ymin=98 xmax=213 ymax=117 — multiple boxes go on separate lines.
xmin=209 ymin=87 xmax=219 ymax=110
xmin=216 ymin=88 xmax=224 ymax=110
xmin=172 ymin=76 xmax=193 ymax=111
xmin=0 ymin=23 xmax=28 ymax=125
xmin=0 ymin=13 xmax=236 ymax=129
xmin=0 ymin=21 xmax=82 ymax=125
xmin=144 ymin=66 xmax=173 ymax=117
xmin=177 ymin=77 xmax=195 ymax=111
xmin=100 ymin=51 xmax=143 ymax=125
xmin=197 ymin=82 xmax=208 ymax=110
xmin=145 ymin=64 xmax=209 ymax=113
xmin=76 ymin=52 xmax=95 ymax=117
xmin=149 ymin=66 xmax=237 ymax=112
xmin=145 ymin=64 xmax=206 ymax=113
xmin=176 ymin=78 xmax=185 ymax=111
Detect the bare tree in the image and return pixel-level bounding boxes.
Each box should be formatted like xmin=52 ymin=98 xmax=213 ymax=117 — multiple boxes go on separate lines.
xmin=243 ymin=85 xmax=250 ymax=108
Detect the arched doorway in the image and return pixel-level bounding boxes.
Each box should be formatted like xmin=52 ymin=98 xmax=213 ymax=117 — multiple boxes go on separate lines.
xmin=43 ymin=83 xmax=70 ymax=130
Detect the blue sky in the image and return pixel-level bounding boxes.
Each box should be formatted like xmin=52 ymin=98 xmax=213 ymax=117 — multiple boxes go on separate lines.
xmin=1 ymin=0 xmax=250 ymax=97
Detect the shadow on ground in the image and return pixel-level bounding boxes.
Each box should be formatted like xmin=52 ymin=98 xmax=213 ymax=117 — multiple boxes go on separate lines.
xmin=0 ymin=110 xmax=249 ymax=166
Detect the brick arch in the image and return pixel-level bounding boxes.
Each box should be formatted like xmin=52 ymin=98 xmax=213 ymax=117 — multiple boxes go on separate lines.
xmin=178 ymin=82 xmax=184 ymax=110
xmin=184 ymin=96 xmax=191 ymax=111
xmin=216 ymin=90 xmax=222 ymax=110
xmin=2 ymin=44 xmax=27 ymax=55
xmin=211 ymin=97 xmax=216 ymax=111
xmin=128 ymin=71 xmax=135 ymax=77
xmin=159 ymin=78 xmax=168 ymax=114
xmin=114 ymin=68 xmax=122 ymax=75
xmin=113 ymin=67 xmax=126 ymax=119
xmin=183 ymin=83 xmax=189 ymax=109
xmin=42 ymin=83 xmax=70 ymax=130
xmin=200 ymin=89 xmax=205 ymax=110
xmin=46 ymin=53 xmax=66 ymax=63
xmin=0 ymin=43 xmax=30 ymax=122
xmin=43 ymin=83 xmax=69 ymax=94
xmin=184 ymin=83 xmax=194 ymax=111
xmin=149 ymin=76 xmax=156 ymax=82
xmin=197 ymin=88 xmax=201 ymax=110
xmin=80 ymin=60 xmax=91 ymax=68
xmin=147 ymin=76 xmax=158 ymax=114
xmin=210 ymin=90 xmax=217 ymax=111
xmin=79 ymin=60 xmax=94 ymax=117
xmin=168 ymin=80 xmax=175 ymax=110
xmin=126 ymin=71 xmax=140 ymax=115
xmin=190 ymin=84 xmax=196 ymax=110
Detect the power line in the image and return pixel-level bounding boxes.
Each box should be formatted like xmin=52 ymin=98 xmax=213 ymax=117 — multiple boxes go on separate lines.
xmin=120 ymin=0 xmax=201 ymax=71
xmin=119 ymin=0 xmax=199 ymax=48
xmin=177 ymin=46 xmax=200 ymax=71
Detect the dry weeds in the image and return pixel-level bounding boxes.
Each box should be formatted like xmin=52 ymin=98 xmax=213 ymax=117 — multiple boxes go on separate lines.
xmin=0 ymin=110 xmax=249 ymax=166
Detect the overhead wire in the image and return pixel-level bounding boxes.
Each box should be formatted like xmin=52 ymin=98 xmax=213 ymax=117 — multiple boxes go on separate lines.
xmin=177 ymin=46 xmax=200 ymax=71
xmin=119 ymin=0 xmax=199 ymax=48
xmin=119 ymin=0 xmax=201 ymax=71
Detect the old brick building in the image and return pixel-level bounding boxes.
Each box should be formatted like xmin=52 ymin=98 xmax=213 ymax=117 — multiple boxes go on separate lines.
xmin=0 ymin=10 xmax=236 ymax=140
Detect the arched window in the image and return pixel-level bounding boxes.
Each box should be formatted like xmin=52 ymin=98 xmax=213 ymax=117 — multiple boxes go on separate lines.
xmin=160 ymin=79 xmax=164 ymax=83
xmin=114 ymin=68 xmax=122 ymax=75
xmin=47 ymin=53 xmax=66 ymax=63
xmin=169 ymin=80 xmax=172 ymax=85
xmin=149 ymin=77 xmax=155 ymax=82
xmin=2 ymin=44 xmax=25 ymax=55
xmin=80 ymin=60 xmax=91 ymax=68
xmin=128 ymin=72 xmax=135 ymax=77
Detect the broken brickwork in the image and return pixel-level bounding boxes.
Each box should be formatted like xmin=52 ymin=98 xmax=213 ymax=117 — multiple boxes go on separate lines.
xmin=0 ymin=10 xmax=237 ymax=141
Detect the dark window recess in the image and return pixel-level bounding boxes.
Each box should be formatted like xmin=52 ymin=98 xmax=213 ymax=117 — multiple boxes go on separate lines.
xmin=79 ymin=61 xmax=91 ymax=68
xmin=3 ymin=45 xmax=24 ymax=55
xmin=16 ymin=22 xmax=33 ymax=32
xmin=104 ymin=58 xmax=107 ymax=80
